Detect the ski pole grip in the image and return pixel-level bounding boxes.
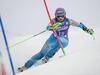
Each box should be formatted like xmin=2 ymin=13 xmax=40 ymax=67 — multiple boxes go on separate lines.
xmin=49 ymin=22 xmax=61 ymax=30
xmin=90 ymin=29 xmax=94 ymax=35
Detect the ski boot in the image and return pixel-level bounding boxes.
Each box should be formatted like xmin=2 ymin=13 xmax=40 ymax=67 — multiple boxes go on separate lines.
xmin=42 ymin=58 xmax=48 ymax=63
xmin=18 ymin=66 xmax=27 ymax=72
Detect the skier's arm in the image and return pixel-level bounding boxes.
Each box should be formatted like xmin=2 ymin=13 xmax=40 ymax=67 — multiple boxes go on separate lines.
xmin=46 ymin=23 xmax=52 ymax=31
xmin=78 ymin=22 xmax=94 ymax=35
xmin=68 ymin=19 xmax=79 ymax=27
xmin=69 ymin=19 xmax=94 ymax=35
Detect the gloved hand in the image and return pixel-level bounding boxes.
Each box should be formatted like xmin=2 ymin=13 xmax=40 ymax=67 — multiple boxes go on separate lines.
xmin=46 ymin=25 xmax=52 ymax=31
xmin=47 ymin=22 xmax=61 ymax=31
xmin=86 ymin=28 xmax=94 ymax=35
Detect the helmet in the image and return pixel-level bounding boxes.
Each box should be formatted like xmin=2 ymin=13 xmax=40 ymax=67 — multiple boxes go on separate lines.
xmin=55 ymin=8 xmax=66 ymax=17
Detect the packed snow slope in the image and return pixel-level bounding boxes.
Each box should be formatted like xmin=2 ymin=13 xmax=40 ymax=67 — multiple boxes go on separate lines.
xmin=16 ymin=47 xmax=100 ymax=75
xmin=10 ymin=28 xmax=99 ymax=75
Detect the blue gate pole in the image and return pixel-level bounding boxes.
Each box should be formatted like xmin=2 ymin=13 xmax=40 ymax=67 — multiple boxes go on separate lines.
xmin=0 ymin=16 xmax=15 ymax=75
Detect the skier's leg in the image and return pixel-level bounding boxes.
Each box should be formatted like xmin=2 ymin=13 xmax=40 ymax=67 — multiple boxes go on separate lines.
xmin=24 ymin=52 xmax=44 ymax=68
xmin=18 ymin=34 xmax=56 ymax=72
xmin=42 ymin=45 xmax=60 ymax=63
xmin=24 ymin=34 xmax=56 ymax=68
xmin=43 ymin=37 xmax=69 ymax=62
xmin=18 ymin=46 xmax=48 ymax=72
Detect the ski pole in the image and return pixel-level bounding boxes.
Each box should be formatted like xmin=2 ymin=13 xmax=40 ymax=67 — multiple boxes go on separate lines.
xmin=9 ymin=30 xmax=47 ymax=48
xmin=9 ymin=22 xmax=61 ymax=48
xmin=92 ymin=35 xmax=95 ymax=40
xmin=43 ymin=0 xmax=66 ymax=56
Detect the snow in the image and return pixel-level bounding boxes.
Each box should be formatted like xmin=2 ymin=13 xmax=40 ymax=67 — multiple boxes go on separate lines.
xmin=16 ymin=46 xmax=100 ymax=75
xmin=2 ymin=28 xmax=99 ymax=75
xmin=1 ymin=24 xmax=100 ymax=75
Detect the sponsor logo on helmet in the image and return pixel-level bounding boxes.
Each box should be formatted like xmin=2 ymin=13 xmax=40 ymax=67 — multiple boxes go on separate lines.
xmin=57 ymin=10 xmax=63 ymax=14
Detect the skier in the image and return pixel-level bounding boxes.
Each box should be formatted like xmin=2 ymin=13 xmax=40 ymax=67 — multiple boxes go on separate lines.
xmin=18 ymin=7 xmax=94 ymax=72
xmin=0 ymin=52 xmax=6 ymax=75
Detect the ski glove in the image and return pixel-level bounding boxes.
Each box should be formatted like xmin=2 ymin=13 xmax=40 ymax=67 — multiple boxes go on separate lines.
xmin=47 ymin=22 xmax=61 ymax=31
xmin=86 ymin=28 xmax=94 ymax=35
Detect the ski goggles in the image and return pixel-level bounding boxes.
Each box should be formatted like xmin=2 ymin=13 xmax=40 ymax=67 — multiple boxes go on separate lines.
xmin=56 ymin=15 xmax=65 ymax=18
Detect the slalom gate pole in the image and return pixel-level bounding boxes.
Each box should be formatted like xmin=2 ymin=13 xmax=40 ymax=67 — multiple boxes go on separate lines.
xmin=43 ymin=0 xmax=66 ymax=55
xmin=0 ymin=16 xmax=15 ymax=75
xmin=9 ymin=30 xmax=47 ymax=48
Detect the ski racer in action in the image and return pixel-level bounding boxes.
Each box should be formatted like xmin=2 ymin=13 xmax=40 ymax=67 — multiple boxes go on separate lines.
xmin=18 ymin=7 xmax=94 ymax=72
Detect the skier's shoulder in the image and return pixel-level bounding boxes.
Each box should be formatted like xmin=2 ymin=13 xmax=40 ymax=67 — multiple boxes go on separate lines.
xmin=67 ymin=18 xmax=79 ymax=26
xmin=66 ymin=18 xmax=74 ymax=23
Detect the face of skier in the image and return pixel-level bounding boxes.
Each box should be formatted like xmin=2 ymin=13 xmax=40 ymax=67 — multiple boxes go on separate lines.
xmin=56 ymin=15 xmax=65 ymax=22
